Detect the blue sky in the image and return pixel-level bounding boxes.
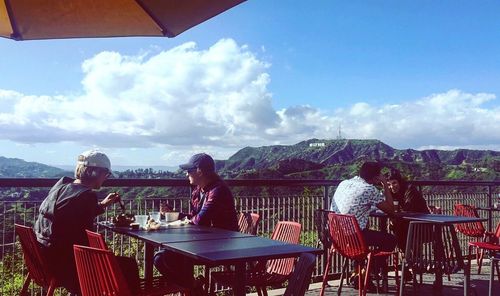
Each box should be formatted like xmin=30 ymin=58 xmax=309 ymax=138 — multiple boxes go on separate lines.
xmin=0 ymin=1 xmax=499 ymax=167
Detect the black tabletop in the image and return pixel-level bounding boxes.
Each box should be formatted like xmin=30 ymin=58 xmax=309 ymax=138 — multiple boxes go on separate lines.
xmin=160 ymin=236 xmax=322 ymax=265
xmin=396 ymin=212 xmax=487 ymax=224
xmin=98 ymin=222 xmax=253 ymax=245
xmin=370 ymin=211 xmax=487 ymax=224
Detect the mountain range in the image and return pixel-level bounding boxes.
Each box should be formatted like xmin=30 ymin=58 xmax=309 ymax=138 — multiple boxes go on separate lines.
xmin=1 ymin=139 xmax=499 ymax=180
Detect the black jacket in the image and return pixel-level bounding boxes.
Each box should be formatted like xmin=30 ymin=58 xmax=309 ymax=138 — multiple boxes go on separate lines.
xmin=35 ymin=177 xmax=104 ymax=248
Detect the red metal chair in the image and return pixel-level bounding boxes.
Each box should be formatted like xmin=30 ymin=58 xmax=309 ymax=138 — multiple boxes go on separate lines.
xmin=454 ymin=204 xmax=488 ymax=273
xmin=73 ymin=244 xmax=188 ymax=296
xmin=85 ymin=229 xmax=108 ymax=249
xmin=320 ymin=213 xmax=399 ymax=296
xmin=15 ymin=224 xmax=60 ymax=296
xmin=209 ymin=221 xmax=302 ymax=296
xmin=428 ymin=205 xmax=442 ymax=214
xmin=238 ymin=212 xmax=261 ymax=235
xmin=468 ymin=221 xmax=500 ymax=283
xmin=204 ymin=212 xmax=261 ymax=291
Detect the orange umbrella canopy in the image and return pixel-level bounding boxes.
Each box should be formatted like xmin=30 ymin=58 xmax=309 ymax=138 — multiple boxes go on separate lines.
xmin=0 ymin=0 xmax=245 ymax=40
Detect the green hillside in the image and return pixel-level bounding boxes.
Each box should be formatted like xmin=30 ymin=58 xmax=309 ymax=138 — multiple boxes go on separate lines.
xmin=0 ymin=156 xmax=67 ymax=178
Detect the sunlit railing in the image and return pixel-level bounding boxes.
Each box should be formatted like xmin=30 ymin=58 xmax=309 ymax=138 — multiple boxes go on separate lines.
xmin=0 ymin=178 xmax=498 ymax=295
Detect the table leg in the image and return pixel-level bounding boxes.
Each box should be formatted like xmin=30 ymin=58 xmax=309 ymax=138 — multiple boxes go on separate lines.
xmin=233 ymin=262 xmax=246 ymax=296
xmin=144 ymin=243 xmax=154 ymax=285
xmin=433 ymin=225 xmax=444 ymax=291
xmin=489 ymin=256 xmax=495 ymax=296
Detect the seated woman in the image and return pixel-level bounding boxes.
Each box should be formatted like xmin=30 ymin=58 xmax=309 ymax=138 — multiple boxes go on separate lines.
xmin=387 ymin=168 xmax=430 ymax=251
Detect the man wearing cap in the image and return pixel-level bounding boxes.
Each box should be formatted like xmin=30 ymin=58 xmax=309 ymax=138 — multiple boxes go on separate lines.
xmin=154 ymin=153 xmax=238 ymax=290
xmin=34 ymin=150 xmax=121 ymax=294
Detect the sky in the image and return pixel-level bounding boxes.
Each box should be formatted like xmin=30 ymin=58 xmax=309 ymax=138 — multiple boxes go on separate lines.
xmin=0 ymin=1 xmax=499 ymax=167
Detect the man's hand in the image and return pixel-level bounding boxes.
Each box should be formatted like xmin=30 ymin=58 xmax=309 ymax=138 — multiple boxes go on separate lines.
xmin=100 ymin=192 xmax=120 ymax=208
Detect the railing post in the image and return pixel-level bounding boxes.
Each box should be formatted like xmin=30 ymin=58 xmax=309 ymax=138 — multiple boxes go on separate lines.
xmin=487 ymin=185 xmax=492 ymax=232
xmin=322 ymin=185 xmax=329 ymax=210
xmin=322 ymin=185 xmax=329 ymax=276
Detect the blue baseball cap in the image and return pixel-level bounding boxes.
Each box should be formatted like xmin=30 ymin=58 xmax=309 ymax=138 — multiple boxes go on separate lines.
xmin=179 ymin=153 xmax=215 ymax=172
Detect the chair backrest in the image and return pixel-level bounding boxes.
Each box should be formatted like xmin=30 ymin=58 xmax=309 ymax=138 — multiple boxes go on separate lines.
xmin=85 ymin=230 xmax=108 ymax=250
xmin=327 ymin=213 xmax=368 ymax=260
xmin=428 ymin=205 xmax=442 ymax=214
xmin=238 ymin=212 xmax=260 ymax=235
xmin=314 ymin=209 xmax=332 ymax=249
xmin=491 ymin=221 xmax=500 ymax=244
xmin=265 ymin=221 xmax=302 ymax=275
xmin=73 ymin=244 xmax=132 ymax=296
xmin=453 ymin=204 xmax=485 ymax=237
xmin=15 ymin=224 xmax=55 ymax=289
xmin=283 ymin=253 xmax=316 ymax=296
xmin=404 ymin=221 xmax=464 ymax=275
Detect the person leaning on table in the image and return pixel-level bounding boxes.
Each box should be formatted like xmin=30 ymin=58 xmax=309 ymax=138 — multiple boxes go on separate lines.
xmin=153 ymin=153 xmax=238 ymax=290
xmin=34 ymin=150 xmax=133 ymax=295
xmin=329 ymin=161 xmax=397 ymax=287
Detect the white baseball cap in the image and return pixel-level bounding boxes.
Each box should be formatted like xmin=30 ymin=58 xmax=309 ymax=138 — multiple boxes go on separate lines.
xmin=77 ymin=149 xmax=111 ymax=171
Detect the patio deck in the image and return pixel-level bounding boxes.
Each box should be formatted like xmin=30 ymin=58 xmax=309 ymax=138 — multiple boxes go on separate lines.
xmin=251 ymin=261 xmax=498 ymax=296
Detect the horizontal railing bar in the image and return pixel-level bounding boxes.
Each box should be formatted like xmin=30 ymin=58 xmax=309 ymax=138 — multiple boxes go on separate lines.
xmin=1 ymin=178 xmax=498 ymax=188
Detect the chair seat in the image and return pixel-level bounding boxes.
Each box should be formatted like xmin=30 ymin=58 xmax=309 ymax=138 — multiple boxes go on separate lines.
xmin=468 ymin=241 xmax=500 ymax=251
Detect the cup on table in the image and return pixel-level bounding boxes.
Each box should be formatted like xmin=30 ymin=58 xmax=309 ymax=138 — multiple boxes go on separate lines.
xmin=393 ymin=200 xmax=399 ymax=212
xmin=149 ymin=211 xmax=161 ymax=222
xmin=134 ymin=215 xmax=149 ymax=228
xmin=164 ymin=212 xmax=180 ymax=222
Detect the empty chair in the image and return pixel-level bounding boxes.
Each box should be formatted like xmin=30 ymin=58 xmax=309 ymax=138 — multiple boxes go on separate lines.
xmin=238 ymin=212 xmax=261 ymax=235
xmin=283 ymin=253 xmax=317 ymax=296
xmin=468 ymin=221 xmax=500 ymax=283
xmin=204 ymin=212 xmax=261 ymax=291
xmin=320 ymin=213 xmax=399 ymax=296
xmin=73 ymin=244 xmax=188 ymax=296
xmin=399 ymin=221 xmax=469 ymax=296
xmin=210 ymin=221 xmax=302 ymax=296
xmin=454 ymin=204 xmax=487 ymax=272
xmin=15 ymin=224 xmax=60 ymax=296
xmin=428 ymin=205 xmax=442 ymax=214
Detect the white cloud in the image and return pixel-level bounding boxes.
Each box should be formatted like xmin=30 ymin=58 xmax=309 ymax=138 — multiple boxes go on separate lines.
xmin=0 ymin=39 xmax=499 ymax=156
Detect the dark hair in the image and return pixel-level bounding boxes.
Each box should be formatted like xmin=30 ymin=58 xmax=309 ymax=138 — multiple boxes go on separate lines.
xmin=359 ymin=161 xmax=382 ymax=182
xmin=386 ymin=168 xmax=409 ymax=194
xmin=386 ymin=168 xmax=405 ymax=184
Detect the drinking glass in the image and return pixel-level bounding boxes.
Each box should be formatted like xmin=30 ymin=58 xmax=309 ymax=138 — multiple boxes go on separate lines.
xmin=149 ymin=211 xmax=161 ymax=222
xmin=134 ymin=215 xmax=149 ymax=228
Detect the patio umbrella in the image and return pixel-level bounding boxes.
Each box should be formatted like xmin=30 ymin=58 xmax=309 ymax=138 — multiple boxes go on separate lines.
xmin=0 ymin=0 xmax=246 ymax=40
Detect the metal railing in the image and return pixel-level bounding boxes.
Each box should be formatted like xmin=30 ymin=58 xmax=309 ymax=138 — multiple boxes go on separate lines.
xmin=0 ymin=178 xmax=498 ymax=295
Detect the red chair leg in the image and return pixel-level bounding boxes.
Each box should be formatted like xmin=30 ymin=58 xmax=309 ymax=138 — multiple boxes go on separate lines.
xmin=358 ymin=264 xmax=363 ymax=296
xmin=20 ymin=274 xmax=31 ymax=296
xmin=320 ymin=250 xmax=333 ymax=296
xmin=394 ymin=253 xmax=400 ymax=293
xmin=468 ymin=245 xmax=473 ymax=274
xmin=477 ymin=248 xmax=484 ymax=274
xmin=495 ymin=260 xmax=500 ymax=283
xmin=47 ymin=279 xmax=57 ymax=296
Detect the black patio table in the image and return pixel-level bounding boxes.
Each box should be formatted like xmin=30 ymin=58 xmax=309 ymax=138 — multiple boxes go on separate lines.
xmin=98 ymin=222 xmax=253 ymax=284
xmin=370 ymin=211 xmax=487 ymax=295
xmin=161 ymin=236 xmax=322 ymax=295
xmin=98 ymin=222 xmax=321 ymax=295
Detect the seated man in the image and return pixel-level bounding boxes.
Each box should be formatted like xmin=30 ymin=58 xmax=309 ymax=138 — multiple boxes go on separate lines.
xmin=153 ymin=153 xmax=238 ymax=290
xmin=330 ymin=161 xmax=397 ymax=286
